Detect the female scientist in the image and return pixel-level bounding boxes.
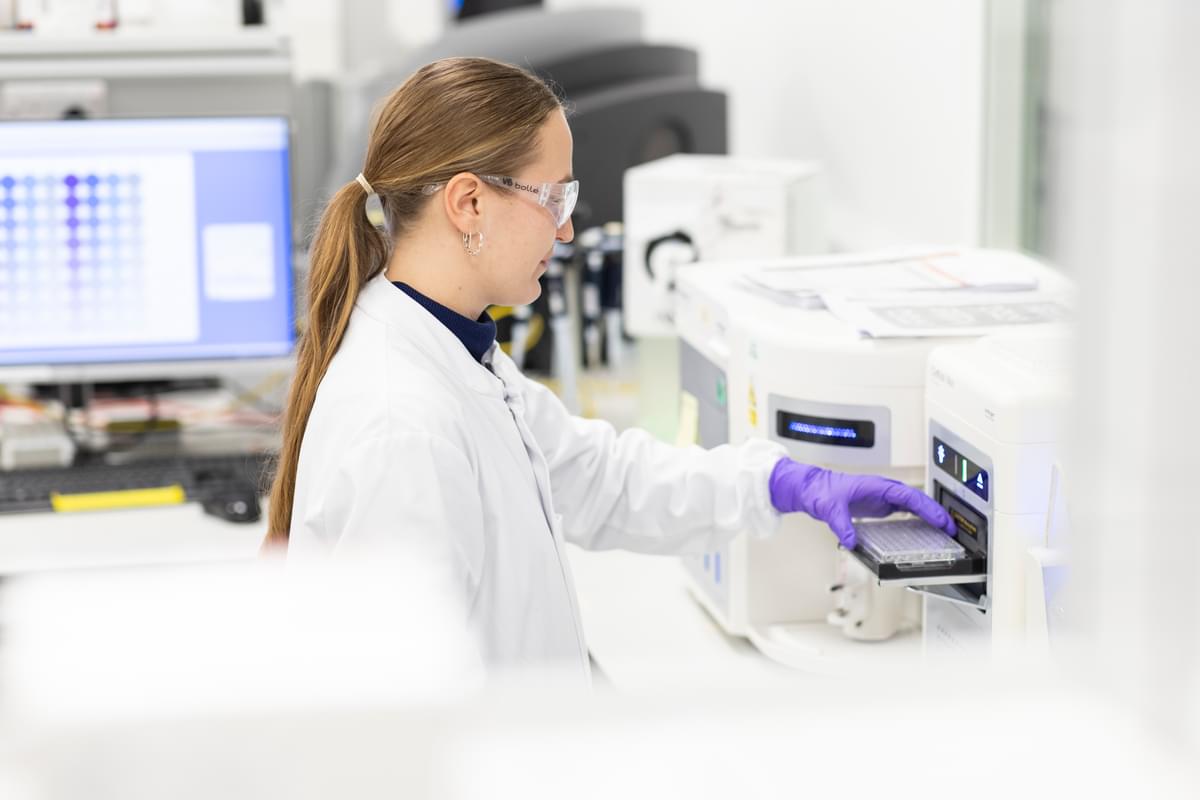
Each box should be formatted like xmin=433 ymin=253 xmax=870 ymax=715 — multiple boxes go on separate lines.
xmin=267 ymin=57 xmax=954 ymax=677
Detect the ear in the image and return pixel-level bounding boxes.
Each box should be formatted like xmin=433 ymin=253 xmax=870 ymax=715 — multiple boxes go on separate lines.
xmin=442 ymin=172 xmax=485 ymax=234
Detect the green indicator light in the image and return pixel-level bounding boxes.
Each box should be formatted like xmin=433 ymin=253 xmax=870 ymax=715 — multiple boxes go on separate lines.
xmin=962 ymin=458 xmax=968 ymax=482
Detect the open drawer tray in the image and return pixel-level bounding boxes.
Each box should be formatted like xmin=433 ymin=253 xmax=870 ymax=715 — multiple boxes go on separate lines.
xmin=845 ymin=546 xmax=987 ymax=589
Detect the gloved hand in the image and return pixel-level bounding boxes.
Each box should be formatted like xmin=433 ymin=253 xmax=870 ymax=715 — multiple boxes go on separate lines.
xmin=768 ymin=458 xmax=956 ymax=549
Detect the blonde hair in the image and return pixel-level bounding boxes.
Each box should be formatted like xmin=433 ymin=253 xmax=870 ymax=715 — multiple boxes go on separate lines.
xmin=265 ymin=57 xmax=562 ymax=547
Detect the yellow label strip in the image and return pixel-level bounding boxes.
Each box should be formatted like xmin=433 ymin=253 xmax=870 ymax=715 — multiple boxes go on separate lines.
xmin=51 ymin=485 xmax=186 ymax=513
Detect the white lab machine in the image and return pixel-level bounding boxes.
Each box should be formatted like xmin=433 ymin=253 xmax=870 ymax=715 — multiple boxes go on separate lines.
xmin=675 ymin=254 xmax=1073 ymax=670
xmin=908 ymin=329 xmax=1073 ymax=658
xmin=623 ymin=154 xmax=827 ymax=338
xmin=674 ymin=264 xmax=956 ymax=670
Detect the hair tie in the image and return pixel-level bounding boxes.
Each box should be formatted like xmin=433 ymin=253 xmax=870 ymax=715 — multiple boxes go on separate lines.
xmin=355 ymin=172 xmax=374 ymax=195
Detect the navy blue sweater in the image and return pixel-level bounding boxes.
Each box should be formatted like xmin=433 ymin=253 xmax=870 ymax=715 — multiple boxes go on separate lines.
xmin=392 ymin=282 xmax=497 ymax=363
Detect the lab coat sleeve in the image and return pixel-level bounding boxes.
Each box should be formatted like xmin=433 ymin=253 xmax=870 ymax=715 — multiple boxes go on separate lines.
xmin=519 ymin=376 xmax=787 ymax=554
xmin=317 ymin=432 xmax=487 ymax=612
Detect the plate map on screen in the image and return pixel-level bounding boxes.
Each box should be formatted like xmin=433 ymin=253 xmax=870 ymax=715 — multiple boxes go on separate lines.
xmin=0 ymin=171 xmax=147 ymax=343
xmin=0 ymin=116 xmax=294 ymax=372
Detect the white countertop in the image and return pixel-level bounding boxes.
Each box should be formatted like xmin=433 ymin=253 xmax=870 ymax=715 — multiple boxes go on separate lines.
xmin=0 ymin=504 xmax=267 ymax=574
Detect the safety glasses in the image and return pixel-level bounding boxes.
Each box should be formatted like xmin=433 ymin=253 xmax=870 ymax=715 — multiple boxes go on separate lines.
xmin=422 ymin=174 xmax=579 ymax=228
xmin=478 ymin=175 xmax=578 ymax=228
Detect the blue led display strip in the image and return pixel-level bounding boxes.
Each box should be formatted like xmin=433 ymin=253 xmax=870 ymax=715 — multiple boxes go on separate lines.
xmin=777 ymin=410 xmax=875 ymax=449
xmin=787 ymin=421 xmax=858 ymax=440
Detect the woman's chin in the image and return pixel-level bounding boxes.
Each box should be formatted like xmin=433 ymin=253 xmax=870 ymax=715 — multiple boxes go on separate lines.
xmin=498 ymin=282 xmax=542 ymax=309
xmin=522 ymin=282 xmax=544 ymax=305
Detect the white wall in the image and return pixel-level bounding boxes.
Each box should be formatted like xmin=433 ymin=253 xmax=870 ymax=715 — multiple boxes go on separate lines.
xmin=548 ymin=0 xmax=990 ymax=249
xmin=295 ymin=0 xmax=993 ymax=248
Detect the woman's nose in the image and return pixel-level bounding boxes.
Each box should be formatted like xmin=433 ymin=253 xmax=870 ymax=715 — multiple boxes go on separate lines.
xmin=556 ymin=217 xmax=574 ymax=243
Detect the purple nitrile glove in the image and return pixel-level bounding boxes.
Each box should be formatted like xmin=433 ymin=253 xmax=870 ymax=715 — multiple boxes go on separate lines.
xmin=768 ymin=458 xmax=956 ymax=549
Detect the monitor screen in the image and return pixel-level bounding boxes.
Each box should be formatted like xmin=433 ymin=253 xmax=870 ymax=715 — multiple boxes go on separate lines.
xmin=0 ymin=116 xmax=294 ymax=371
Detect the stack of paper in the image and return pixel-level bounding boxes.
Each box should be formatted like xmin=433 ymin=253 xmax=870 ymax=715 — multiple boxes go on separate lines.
xmin=820 ymin=291 xmax=1072 ymax=338
xmin=743 ymin=249 xmax=1040 ymax=298
xmin=738 ymin=249 xmax=1072 ymax=337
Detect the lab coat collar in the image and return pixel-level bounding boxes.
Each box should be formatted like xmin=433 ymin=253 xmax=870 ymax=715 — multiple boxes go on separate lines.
xmin=484 ymin=346 xmax=527 ymax=411
xmin=391 ymin=281 xmax=498 ymax=363
xmin=355 ymin=272 xmax=502 ymax=396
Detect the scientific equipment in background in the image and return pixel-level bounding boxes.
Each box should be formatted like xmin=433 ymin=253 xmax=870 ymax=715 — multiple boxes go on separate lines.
xmin=8 ymin=0 xmax=261 ymax=33
xmin=579 ymin=227 xmax=606 ymax=370
xmin=507 ymin=302 xmax=536 ymax=371
xmin=0 ymin=21 xmax=290 ymax=118
xmin=624 ymin=154 xmax=826 ymax=338
xmin=0 ymin=375 xmax=281 ymax=519
xmin=0 ymin=378 xmax=280 ymax=520
xmin=576 ymin=227 xmax=604 ymax=370
xmin=0 ymin=450 xmax=271 ymax=519
xmin=543 ymin=241 xmax=578 ymax=412
xmin=674 ymin=255 xmax=1071 ymax=670
xmin=455 ymin=0 xmax=542 ymax=21
xmin=598 ymin=222 xmax=625 ymax=369
xmin=576 ymin=222 xmax=626 ymax=371
xmin=907 ymin=329 xmax=1073 ymax=657
xmin=0 ymin=400 xmax=74 ymax=470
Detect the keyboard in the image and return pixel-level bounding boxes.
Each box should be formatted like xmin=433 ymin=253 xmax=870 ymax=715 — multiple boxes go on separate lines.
xmin=855 ymin=517 xmax=966 ymax=564
xmin=0 ymin=452 xmax=275 ymax=514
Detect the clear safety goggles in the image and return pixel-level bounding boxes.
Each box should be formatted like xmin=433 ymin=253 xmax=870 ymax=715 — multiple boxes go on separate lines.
xmin=478 ymin=175 xmax=578 ymax=228
xmin=422 ymin=174 xmax=579 ymax=228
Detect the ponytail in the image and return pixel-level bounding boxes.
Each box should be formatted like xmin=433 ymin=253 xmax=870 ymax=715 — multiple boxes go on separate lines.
xmin=263 ymin=56 xmax=562 ymax=550
xmin=265 ymin=181 xmax=387 ymax=546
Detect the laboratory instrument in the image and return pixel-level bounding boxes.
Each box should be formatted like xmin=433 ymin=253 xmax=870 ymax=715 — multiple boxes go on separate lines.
xmin=843 ymin=327 xmax=1073 ymax=657
xmin=674 ymin=255 xmax=1071 ymax=668
xmin=921 ymin=328 xmax=1073 ymax=656
xmin=624 ymin=154 xmax=826 ymax=337
xmin=0 ymin=451 xmax=273 ymax=516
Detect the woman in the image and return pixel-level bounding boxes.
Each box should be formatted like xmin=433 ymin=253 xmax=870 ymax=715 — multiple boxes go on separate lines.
xmin=268 ymin=57 xmax=953 ymax=678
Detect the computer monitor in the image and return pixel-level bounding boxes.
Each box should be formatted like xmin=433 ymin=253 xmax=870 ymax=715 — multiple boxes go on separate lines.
xmin=0 ymin=116 xmax=295 ymax=384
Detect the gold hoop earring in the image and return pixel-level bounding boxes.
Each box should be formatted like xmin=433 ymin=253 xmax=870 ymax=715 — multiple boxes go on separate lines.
xmin=462 ymin=231 xmax=484 ymax=256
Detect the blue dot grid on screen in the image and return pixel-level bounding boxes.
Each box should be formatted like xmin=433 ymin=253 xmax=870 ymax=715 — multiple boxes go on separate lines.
xmin=0 ymin=117 xmax=294 ymax=367
xmin=0 ymin=170 xmax=144 ymax=338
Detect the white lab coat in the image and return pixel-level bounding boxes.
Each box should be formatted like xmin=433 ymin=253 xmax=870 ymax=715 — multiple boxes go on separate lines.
xmin=288 ymin=273 xmax=786 ymax=681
